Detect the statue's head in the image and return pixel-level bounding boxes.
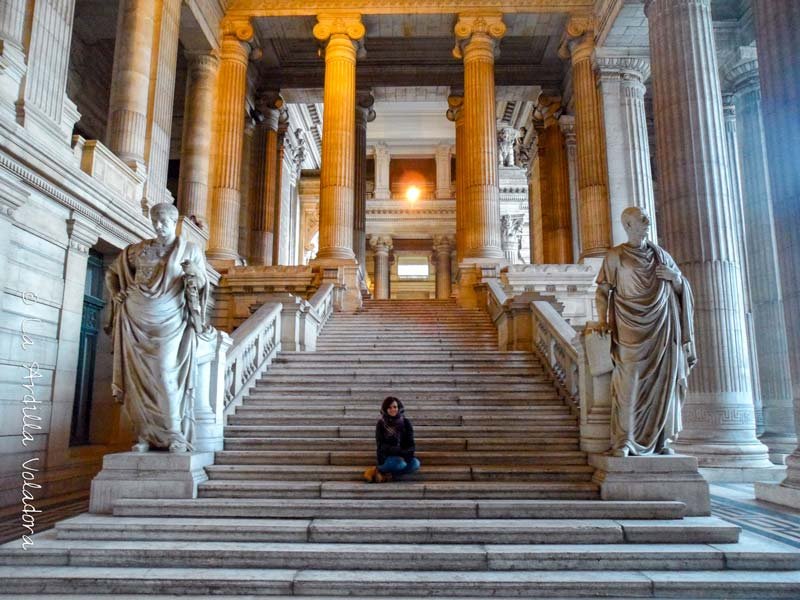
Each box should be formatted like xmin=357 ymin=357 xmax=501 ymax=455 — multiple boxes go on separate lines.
xmin=621 ymin=206 xmax=651 ymax=246
xmin=150 ymin=202 xmax=179 ymax=242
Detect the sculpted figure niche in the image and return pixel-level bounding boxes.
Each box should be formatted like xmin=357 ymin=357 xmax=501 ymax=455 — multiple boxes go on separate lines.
xmin=498 ymin=127 xmax=519 ymax=167
xmin=592 ymin=207 xmax=697 ymax=457
xmin=105 ymin=203 xmax=211 ymax=453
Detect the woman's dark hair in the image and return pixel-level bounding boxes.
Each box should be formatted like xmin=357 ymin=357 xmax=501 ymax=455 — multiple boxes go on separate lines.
xmin=381 ymin=396 xmax=400 ymax=413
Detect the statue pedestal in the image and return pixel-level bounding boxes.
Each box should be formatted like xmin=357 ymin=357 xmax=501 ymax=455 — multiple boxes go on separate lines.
xmin=590 ymin=454 xmax=710 ymax=516
xmin=89 ymin=451 xmax=214 ymax=514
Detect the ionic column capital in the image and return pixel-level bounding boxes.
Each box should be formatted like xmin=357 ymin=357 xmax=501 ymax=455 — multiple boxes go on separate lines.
xmin=558 ymin=114 xmax=576 ymax=142
xmin=314 ymin=13 xmax=365 ymax=57
xmin=356 ymin=90 xmax=376 ymax=125
xmin=593 ymin=50 xmax=651 ymax=83
xmin=721 ymin=46 xmax=760 ymax=95
xmin=534 ymin=95 xmax=563 ymax=128
xmin=256 ymin=91 xmax=284 ymax=131
xmin=221 ymin=18 xmax=254 ymax=43
xmin=433 ymin=235 xmax=454 ymax=256
xmin=452 ymin=13 xmax=506 ymax=61
xmin=369 ymin=234 xmax=393 ymax=254
xmin=446 ymin=94 xmax=464 ymax=122
xmin=560 ymin=16 xmax=596 ymax=63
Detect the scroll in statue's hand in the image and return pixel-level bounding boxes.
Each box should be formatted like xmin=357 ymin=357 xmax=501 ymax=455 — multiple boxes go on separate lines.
xmin=113 ymin=291 xmax=127 ymax=305
xmin=181 ymin=260 xmax=203 ymax=279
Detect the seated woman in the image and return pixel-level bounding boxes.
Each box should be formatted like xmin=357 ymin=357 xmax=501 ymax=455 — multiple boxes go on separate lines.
xmin=363 ymin=396 xmax=420 ymax=483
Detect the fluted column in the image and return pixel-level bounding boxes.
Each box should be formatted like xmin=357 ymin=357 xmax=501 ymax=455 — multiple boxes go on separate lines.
xmin=453 ymin=13 xmax=506 ymax=262
xmin=238 ymin=119 xmax=255 ymax=258
xmin=373 ymin=143 xmax=391 ymax=200
xmin=725 ymin=49 xmax=796 ymax=462
xmin=354 ymin=91 xmax=375 ymax=276
xmin=313 ymin=14 xmax=365 ymax=264
xmin=752 ymin=1 xmax=800 ymax=506
xmin=433 ymin=236 xmax=453 ymax=299
xmin=645 ymin=0 xmax=771 ymax=470
xmin=537 ymin=96 xmax=573 ymax=264
xmin=17 ymin=0 xmax=78 ymax=144
xmin=559 ymin=115 xmax=582 ymax=262
xmin=435 ymin=144 xmax=453 ymax=199
xmin=562 ymin=18 xmax=611 ymax=259
xmin=142 ymin=0 xmax=182 ymax=207
xmin=446 ymin=94 xmax=466 ymax=262
xmin=0 ymin=0 xmax=28 ymax=116
xmin=177 ymin=52 xmax=219 ymax=228
xmin=273 ymin=113 xmax=289 ymax=264
xmin=207 ymin=19 xmax=252 ymax=262
xmin=595 ymin=50 xmax=657 ymax=245
xmin=370 ymin=235 xmax=392 ymax=300
xmin=107 ymin=0 xmax=156 ymax=171
xmin=250 ymin=93 xmax=282 ymax=265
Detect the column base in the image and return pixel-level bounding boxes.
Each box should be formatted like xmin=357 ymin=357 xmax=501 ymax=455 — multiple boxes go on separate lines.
xmin=89 ymin=451 xmax=214 ymax=514
xmin=589 ymin=454 xmax=710 ymax=516
xmin=759 ymin=433 xmax=798 ymax=465
xmin=754 ymin=482 xmax=800 ymax=510
xmin=698 ymin=464 xmax=786 ymax=483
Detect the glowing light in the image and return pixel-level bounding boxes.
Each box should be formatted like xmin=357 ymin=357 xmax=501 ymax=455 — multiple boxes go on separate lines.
xmin=406 ymin=186 xmax=421 ymax=202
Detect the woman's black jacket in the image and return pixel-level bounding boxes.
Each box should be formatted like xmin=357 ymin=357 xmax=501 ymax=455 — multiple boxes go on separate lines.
xmin=375 ymin=416 xmax=416 ymax=465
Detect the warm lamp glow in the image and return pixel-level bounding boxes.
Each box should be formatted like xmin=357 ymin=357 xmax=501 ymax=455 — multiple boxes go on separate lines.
xmin=406 ymin=186 xmax=421 ymax=202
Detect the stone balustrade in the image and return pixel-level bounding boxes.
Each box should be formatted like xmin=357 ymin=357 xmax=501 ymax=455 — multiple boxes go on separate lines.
xmin=72 ymin=136 xmax=146 ymax=211
xmin=501 ymin=263 xmax=597 ymax=326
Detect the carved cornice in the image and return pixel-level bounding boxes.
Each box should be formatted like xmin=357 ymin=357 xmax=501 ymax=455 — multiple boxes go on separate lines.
xmin=452 ymin=12 xmax=506 ymax=60
xmin=0 ymin=172 xmax=30 ymax=221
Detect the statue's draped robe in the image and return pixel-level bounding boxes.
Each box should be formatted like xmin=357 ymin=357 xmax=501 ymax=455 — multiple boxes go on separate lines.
xmin=107 ymin=236 xmax=207 ymax=449
xmin=597 ymin=242 xmax=695 ymax=455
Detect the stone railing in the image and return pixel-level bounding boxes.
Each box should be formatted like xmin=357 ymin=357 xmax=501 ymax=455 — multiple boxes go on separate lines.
xmin=72 ymin=136 xmax=146 ymax=211
xmin=273 ymin=283 xmax=335 ymax=352
xmin=531 ymin=300 xmax=581 ymax=415
xmin=223 ymin=302 xmax=283 ymax=414
xmin=502 ymin=263 xmax=598 ymax=326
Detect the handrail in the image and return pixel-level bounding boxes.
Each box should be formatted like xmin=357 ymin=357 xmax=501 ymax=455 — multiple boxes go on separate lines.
xmin=308 ymin=282 xmax=334 ymax=328
xmin=531 ymin=300 xmax=581 ymax=411
xmin=224 ymin=302 xmax=282 ymax=411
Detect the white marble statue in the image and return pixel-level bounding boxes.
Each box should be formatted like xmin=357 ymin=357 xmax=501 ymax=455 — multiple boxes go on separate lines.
xmin=592 ymin=207 xmax=697 ymax=457
xmin=105 ymin=202 xmax=210 ymax=453
xmin=498 ymin=127 xmax=519 ymax=167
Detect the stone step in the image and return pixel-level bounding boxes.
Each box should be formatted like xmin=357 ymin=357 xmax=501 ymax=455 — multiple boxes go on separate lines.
xmin=276 ymin=351 xmax=536 ymax=361
xmin=196 ymin=480 xmax=600 ymax=499
xmin=268 ymin=367 xmax=545 ymax=376
xmin=11 ymin=535 xmax=797 ymax=573
xmin=203 ymin=465 xmax=595 ymax=482
xmin=242 ymin=393 xmax=564 ymax=404
xmin=222 ymin=425 xmax=579 ymax=439
xmin=213 ymin=450 xmax=589 ymax=466
xmin=233 ymin=405 xmax=571 ymax=415
xmin=223 ymin=437 xmax=581 ymax=452
xmin=225 ymin=415 xmax=576 ymax=427
xmin=247 ymin=384 xmax=558 ymax=395
xmin=2 ymin=566 xmax=798 ymax=597
xmin=113 ymin=498 xmax=687 ymax=520
xmin=53 ymin=514 xmax=740 ymax=545
xmin=256 ymin=375 xmax=552 ymax=385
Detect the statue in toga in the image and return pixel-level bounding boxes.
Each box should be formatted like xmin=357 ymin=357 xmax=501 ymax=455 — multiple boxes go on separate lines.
xmin=105 ymin=202 xmax=210 ymax=453
xmin=593 ymin=207 xmax=697 ymax=457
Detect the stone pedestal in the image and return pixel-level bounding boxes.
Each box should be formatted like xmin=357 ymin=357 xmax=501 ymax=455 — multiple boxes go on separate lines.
xmin=89 ymin=452 xmax=214 ymax=514
xmin=590 ymin=455 xmax=710 ymax=516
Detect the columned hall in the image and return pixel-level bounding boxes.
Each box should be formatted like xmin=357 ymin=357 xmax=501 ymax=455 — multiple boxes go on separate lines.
xmin=0 ymin=0 xmax=799 ymax=595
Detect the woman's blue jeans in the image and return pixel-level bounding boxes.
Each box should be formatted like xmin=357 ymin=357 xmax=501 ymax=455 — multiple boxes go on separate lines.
xmin=377 ymin=456 xmax=420 ymax=475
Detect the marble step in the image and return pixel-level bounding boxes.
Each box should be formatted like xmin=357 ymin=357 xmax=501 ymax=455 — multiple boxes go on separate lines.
xmin=256 ymin=375 xmax=552 ymax=385
xmin=3 ymin=567 xmax=797 ymax=598
xmin=113 ymin=498 xmax=687 ymax=520
xmin=225 ymin=415 xmax=576 ymax=427
xmin=275 ymin=351 xmax=536 ymax=361
xmin=196 ymin=480 xmax=600 ymax=499
xmin=53 ymin=514 xmax=741 ymax=545
xmin=203 ymin=465 xmax=595 ymax=482
xmin=268 ymin=367 xmax=544 ymax=376
xmin=242 ymin=393 xmax=564 ymax=404
xmin=222 ymin=425 xmax=579 ymax=439
xmin=247 ymin=384 xmax=558 ymax=395
xmin=233 ymin=404 xmax=571 ymax=415
xmin=10 ymin=536 xmax=798 ymax=573
xmin=223 ymin=437 xmax=581 ymax=452
xmin=213 ymin=450 xmax=589 ymax=466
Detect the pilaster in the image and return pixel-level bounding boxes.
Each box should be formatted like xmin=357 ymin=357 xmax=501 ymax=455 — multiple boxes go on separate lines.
xmin=446 ymin=94 xmax=466 ymax=262
xmin=251 ymin=92 xmax=282 ymax=266
xmin=373 ymin=142 xmax=391 ymax=200
xmin=433 ymin=235 xmax=454 ymax=299
xmin=354 ymin=91 xmax=375 ymax=278
xmin=370 ymin=234 xmax=392 ymax=300
xmin=435 ymin=143 xmax=453 ymax=199
xmin=645 ymin=0 xmax=773 ymax=474
xmin=559 ymin=115 xmax=582 ymax=262
xmin=206 ymin=18 xmax=253 ymax=264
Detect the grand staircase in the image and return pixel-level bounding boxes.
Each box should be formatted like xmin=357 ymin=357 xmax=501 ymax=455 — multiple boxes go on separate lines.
xmin=1 ymin=299 xmax=798 ymax=597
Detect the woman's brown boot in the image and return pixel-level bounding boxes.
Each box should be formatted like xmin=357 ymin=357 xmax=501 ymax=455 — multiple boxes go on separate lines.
xmin=363 ymin=466 xmax=377 ymax=483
